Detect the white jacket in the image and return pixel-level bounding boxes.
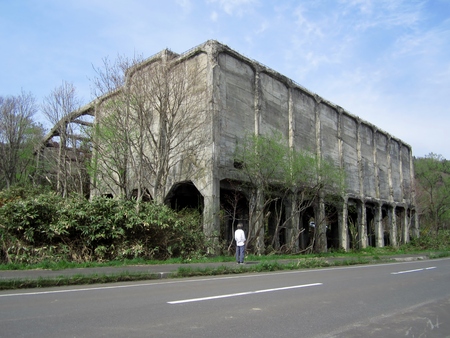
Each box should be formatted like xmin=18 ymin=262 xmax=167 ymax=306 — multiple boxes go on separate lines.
xmin=235 ymin=229 xmax=246 ymax=246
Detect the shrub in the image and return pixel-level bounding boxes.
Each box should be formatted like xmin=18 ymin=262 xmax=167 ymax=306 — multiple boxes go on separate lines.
xmin=0 ymin=187 xmax=206 ymax=264
xmin=408 ymin=230 xmax=450 ymax=251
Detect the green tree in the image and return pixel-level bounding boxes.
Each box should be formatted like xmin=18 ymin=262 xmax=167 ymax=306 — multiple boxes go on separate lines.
xmin=233 ymin=131 xmax=345 ymax=254
xmin=414 ymin=153 xmax=450 ymax=235
xmin=0 ymin=91 xmax=44 ymax=189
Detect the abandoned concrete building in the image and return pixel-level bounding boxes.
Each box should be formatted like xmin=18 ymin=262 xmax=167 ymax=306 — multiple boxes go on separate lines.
xmin=42 ymin=40 xmax=418 ymax=253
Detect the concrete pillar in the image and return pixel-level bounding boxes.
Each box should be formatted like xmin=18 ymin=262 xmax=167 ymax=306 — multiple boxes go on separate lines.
xmin=299 ymin=214 xmax=309 ymax=251
xmin=399 ymin=146 xmax=404 ymax=205
xmin=203 ymin=196 xmax=220 ymax=253
xmin=402 ymin=208 xmax=410 ymax=244
xmin=373 ymin=129 xmax=380 ymax=199
xmin=254 ymin=70 xmax=261 ymax=135
xmin=249 ymin=187 xmax=265 ymax=255
xmin=251 ymin=65 xmax=264 ymax=254
xmin=288 ymin=88 xmax=295 ymax=149
xmin=316 ymin=195 xmax=327 ymax=253
xmin=412 ymin=209 xmax=420 ymax=239
xmin=199 ymin=176 xmax=221 ymax=254
xmin=375 ymin=203 xmax=384 ymax=247
xmin=356 ymin=120 xmax=364 ymax=202
xmin=389 ymin=205 xmax=398 ymax=247
xmin=359 ymin=201 xmax=368 ymax=249
xmin=314 ymin=94 xmax=322 ymax=165
xmin=409 ymin=149 xmax=420 ymax=240
xmin=286 ymin=88 xmax=299 ymax=253
xmin=387 ymin=137 xmax=394 ymax=208
xmin=204 ymin=39 xmax=221 ymax=254
xmin=338 ymin=197 xmax=349 ymax=251
xmin=285 ymin=195 xmax=300 ymax=252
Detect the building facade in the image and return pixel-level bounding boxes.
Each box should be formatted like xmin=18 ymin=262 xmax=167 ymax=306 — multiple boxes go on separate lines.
xmin=49 ymin=40 xmax=418 ymax=253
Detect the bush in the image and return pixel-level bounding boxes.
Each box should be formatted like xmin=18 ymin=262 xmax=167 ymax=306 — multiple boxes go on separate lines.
xmin=0 ymin=188 xmax=206 ymax=264
xmin=408 ymin=230 xmax=450 ymax=251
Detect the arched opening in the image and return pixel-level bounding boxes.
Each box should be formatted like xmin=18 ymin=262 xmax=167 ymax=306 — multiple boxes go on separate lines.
xmin=382 ymin=206 xmax=390 ymax=246
xmin=266 ymin=198 xmax=286 ymax=251
xmin=396 ymin=206 xmax=406 ymax=244
xmin=130 ymin=188 xmax=152 ymax=202
xmin=347 ymin=199 xmax=359 ymax=250
xmin=220 ymin=185 xmax=249 ymax=246
xmin=409 ymin=208 xmax=418 ymax=239
xmin=366 ymin=203 xmax=376 ymax=247
xmin=325 ymin=203 xmax=339 ymax=250
xmin=299 ymin=204 xmax=315 ymax=251
xmin=165 ymin=181 xmax=204 ymax=212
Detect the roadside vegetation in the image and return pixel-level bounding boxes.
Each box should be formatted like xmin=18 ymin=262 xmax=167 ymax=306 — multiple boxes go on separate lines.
xmin=0 ymin=187 xmax=206 ymax=266
xmin=1 ymin=243 xmax=448 ymax=291
xmin=2 ymin=186 xmax=449 ymax=268
xmin=0 ymin=185 xmax=448 ymax=290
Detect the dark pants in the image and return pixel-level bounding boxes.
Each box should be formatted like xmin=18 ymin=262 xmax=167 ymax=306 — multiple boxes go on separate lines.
xmin=236 ymin=245 xmax=245 ymax=263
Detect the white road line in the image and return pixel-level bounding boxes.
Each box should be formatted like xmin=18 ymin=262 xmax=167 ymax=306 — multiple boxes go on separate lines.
xmin=391 ymin=266 xmax=436 ymax=275
xmin=168 ymin=283 xmax=323 ymax=304
xmin=0 ymin=282 xmax=163 ymax=298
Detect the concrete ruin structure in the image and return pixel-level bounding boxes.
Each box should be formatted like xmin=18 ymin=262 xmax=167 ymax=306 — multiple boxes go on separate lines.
xmin=44 ymin=40 xmax=418 ymax=253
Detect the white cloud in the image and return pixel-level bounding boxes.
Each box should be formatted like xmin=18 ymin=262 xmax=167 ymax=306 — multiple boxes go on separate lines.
xmin=206 ymin=0 xmax=259 ymax=16
xmin=210 ymin=10 xmax=219 ymax=21
xmin=292 ymin=5 xmax=324 ymax=37
xmin=176 ymin=0 xmax=193 ymax=12
xmin=255 ymin=20 xmax=269 ymax=34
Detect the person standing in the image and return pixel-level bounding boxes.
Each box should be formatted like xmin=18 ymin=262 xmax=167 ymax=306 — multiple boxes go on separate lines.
xmin=235 ymin=223 xmax=246 ymax=264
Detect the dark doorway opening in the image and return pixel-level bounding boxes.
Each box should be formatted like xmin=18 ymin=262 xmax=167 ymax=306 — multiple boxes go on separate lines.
xmin=220 ymin=187 xmax=249 ymax=244
xmin=325 ymin=204 xmax=339 ymax=250
xmin=366 ymin=203 xmax=376 ymax=247
xmin=165 ymin=181 xmax=204 ymax=212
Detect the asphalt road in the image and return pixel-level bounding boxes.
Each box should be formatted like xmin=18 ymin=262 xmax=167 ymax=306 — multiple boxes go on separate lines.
xmin=1 ymin=258 xmax=449 ymax=337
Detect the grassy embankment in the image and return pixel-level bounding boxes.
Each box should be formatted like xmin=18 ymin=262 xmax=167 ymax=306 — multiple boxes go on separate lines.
xmin=1 ymin=246 xmax=449 ymax=290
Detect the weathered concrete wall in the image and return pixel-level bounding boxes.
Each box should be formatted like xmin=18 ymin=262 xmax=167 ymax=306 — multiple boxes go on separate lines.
xmin=260 ymin=72 xmax=289 ymax=137
xmin=203 ymin=40 xmax=417 ymax=250
xmin=213 ymin=45 xmax=413 ymax=208
xmin=321 ymin=103 xmax=341 ymax=165
xmin=216 ymin=53 xmax=255 ymax=168
xmin=341 ymin=114 xmax=359 ymax=194
xmin=292 ymin=90 xmax=316 ymax=153
xmin=377 ymin=132 xmax=390 ymax=200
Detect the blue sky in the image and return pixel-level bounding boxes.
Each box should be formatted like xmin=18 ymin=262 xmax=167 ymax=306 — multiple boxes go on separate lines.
xmin=1 ymin=0 xmax=449 ymax=159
